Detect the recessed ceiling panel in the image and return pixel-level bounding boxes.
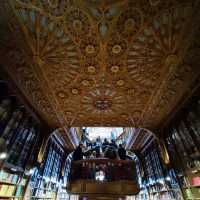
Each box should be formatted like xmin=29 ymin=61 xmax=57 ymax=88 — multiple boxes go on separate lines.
xmin=0 ymin=0 xmax=200 ymax=130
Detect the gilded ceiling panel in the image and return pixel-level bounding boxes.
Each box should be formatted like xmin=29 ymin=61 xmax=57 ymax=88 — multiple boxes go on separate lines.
xmin=0 ymin=0 xmax=200 ymax=129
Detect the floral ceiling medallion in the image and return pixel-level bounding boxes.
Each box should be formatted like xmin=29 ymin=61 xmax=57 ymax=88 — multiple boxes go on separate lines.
xmin=1 ymin=0 xmax=199 ymax=128
xmin=94 ymin=99 xmax=112 ymax=111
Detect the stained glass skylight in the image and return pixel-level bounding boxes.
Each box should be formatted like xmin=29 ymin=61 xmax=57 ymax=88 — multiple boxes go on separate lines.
xmin=84 ymin=127 xmax=123 ymax=141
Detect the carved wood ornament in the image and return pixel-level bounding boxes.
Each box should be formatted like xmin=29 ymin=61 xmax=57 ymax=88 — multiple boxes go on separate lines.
xmin=0 ymin=0 xmax=200 ymax=131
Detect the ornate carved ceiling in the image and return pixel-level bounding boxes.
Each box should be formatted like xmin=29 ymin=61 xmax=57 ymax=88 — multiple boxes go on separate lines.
xmin=0 ymin=0 xmax=200 ymax=130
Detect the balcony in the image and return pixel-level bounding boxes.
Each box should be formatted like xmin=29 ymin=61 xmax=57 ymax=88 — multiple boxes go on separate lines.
xmin=67 ymin=158 xmax=140 ymax=196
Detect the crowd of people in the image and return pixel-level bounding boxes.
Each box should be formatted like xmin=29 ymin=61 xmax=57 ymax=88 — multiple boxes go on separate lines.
xmin=72 ymin=137 xmax=128 ymax=161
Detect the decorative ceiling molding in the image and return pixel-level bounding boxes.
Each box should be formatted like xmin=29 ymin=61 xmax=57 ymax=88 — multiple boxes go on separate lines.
xmin=0 ymin=0 xmax=200 ymax=129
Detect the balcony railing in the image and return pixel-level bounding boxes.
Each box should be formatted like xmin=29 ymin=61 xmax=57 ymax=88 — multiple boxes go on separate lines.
xmin=67 ymin=158 xmax=140 ymax=195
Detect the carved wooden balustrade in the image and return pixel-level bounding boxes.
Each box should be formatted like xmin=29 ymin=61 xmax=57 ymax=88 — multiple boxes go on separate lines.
xmin=67 ymin=159 xmax=140 ymax=196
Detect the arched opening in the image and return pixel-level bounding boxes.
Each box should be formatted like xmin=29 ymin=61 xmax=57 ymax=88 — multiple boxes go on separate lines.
xmin=33 ymin=127 xmax=179 ymax=199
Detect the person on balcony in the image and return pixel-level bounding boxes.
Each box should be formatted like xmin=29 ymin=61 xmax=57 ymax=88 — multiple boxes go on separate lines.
xmin=104 ymin=146 xmax=118 ymax=159
xmin=118 ymin=144 xmax=126 ymax=160
xmin=110 ymin=139 xmax=118 ymax=149
xmin=91 ymin=141 xmax=96 ymax=150
xmin=96 ymin=136 xmax=102 ymax=146
xmin=102 ymin=138 xmax=109 ymax=152
xmin=72 ymin=143 xmax=85 ymax=161
xmin=95 ymin=137 xmax=101 ymax=157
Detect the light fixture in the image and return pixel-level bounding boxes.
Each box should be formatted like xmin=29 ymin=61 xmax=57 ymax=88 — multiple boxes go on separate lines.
xmin=95 ymin=170 xmax=105 ymax=181
xmin=191 ymin=170 xmax=198 ymax=174
xmin=25 ymin=168 xmax=35 ymax=176
xmin=11 ymin=168 xmax=17 ymax=172
xmin=0 ymin=152 xmax=7 ymax=160
xmin=44 ymin=177 xmax=50 ymax=183
xmin=158 ymin=179 xmax=165 ymax=184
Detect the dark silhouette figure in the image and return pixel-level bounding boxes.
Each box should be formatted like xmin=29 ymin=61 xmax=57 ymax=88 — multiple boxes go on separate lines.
xmin=118 ymin=144 xmax=126 ymax=160
xmin=104 ymin=146 xmax=117 ymax=159
xmin=95 ymin=137 xmax=102 ymax=157
xmin=102 ymin=138 xmax=109 ymax=152
xmin=72 ymin=143 xmax=84 ymax=161
xmin=110 ymin=139 xmax=118 ymax=149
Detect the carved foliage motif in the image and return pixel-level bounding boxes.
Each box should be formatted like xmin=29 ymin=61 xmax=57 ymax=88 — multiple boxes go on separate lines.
xmin=4 ymin=48 xmax=59 ymax=127
xmin=1 ymin=0 xmax=199 ymax=128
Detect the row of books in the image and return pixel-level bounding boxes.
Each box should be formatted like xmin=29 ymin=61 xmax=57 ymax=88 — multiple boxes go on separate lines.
xmin=0 ymin=171 xmax=19 ymax=184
